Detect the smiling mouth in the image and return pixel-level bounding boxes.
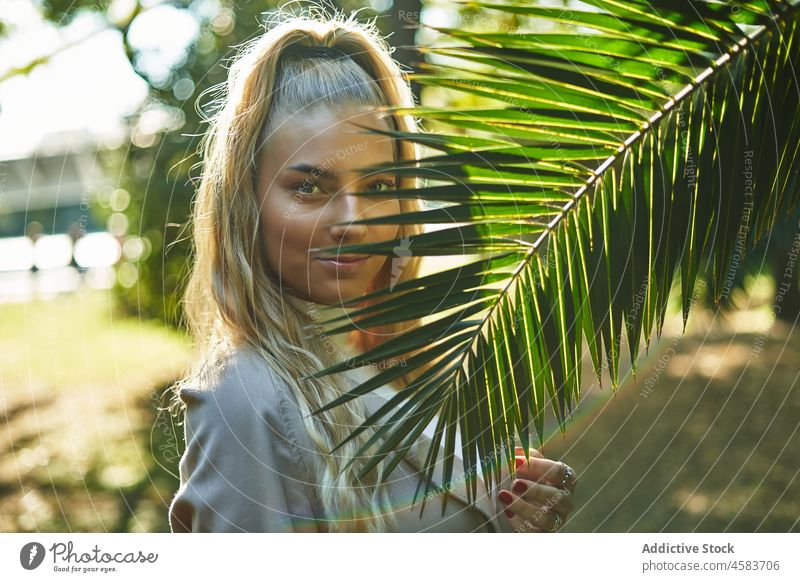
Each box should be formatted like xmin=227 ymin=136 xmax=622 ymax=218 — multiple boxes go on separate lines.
xmin=317 ymin=255 xmax=371 ymax=263
xmin=315 ymin=254 xmax=372 ymax=273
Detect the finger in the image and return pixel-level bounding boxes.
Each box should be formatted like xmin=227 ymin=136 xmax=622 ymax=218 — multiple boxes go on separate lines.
xmin=515 ymin=446 xmax=544 ymax=459
xmin=498 ymin=488 xmax=544 ymax=527
xmin=498 ymin=488 xmax=559 ymax=533
xmin=513 ymin=456 xmax=565 ymax=486
xmin=516 ymin=457 xmax=578 ymax=492
xmin=511 ymin=479 xmax=574 ymax=514
xmin=507 ymin=503 xmax=554 ymax=533
xmin=559 ymin=462 xmax=578 ymax=491
xmin=498 ymin=502 xmax=527 ymax=532
xmin=508 ymin=447 xmax=543 ymax=474
xmin=534 ymin=506 xmax=563 ymax=532
xmin=496 ymin=488 xmax=523 ymax=529
xmin=516 ymin=506 xmax=562 ymax=534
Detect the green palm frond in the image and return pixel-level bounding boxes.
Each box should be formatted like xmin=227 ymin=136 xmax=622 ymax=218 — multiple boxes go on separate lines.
xmin=303 ymin=0 xmax=800 ymax=512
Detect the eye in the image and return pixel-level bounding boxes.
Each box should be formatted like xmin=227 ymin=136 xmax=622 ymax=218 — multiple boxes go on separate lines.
xmin=292 ymin=181 xmax=325 ymax=198
xmin=365 ymin=178 xmax=396 ymax=193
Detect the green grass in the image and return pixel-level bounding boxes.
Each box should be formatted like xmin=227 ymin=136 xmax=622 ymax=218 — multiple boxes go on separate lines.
xmin=0 ymin=288 xmax=192 ymax=532
xmin=544 ymin=297 xmax=800 ymax=532
xmin=1 ymin=282 xmax=796 ymax=532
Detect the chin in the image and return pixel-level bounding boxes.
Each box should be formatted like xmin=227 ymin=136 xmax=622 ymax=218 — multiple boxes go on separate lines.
xmin=314 ymin=283 xmax=370 ymax=305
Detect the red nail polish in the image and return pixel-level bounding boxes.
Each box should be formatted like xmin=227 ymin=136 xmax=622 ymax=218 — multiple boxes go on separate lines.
xmin=515 ymin=458 xmax=525 ymax=469
xmin=512 ymin=480 xmax=528 ymax=495
xmin=505 ymin=509 xmax=515 ymax=519
xmin=498 ymin=490 xmax=513 ymax=505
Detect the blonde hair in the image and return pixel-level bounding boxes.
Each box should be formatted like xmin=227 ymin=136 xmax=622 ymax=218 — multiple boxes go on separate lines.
xmin=170 ymin=6 xmax=427 ymax=532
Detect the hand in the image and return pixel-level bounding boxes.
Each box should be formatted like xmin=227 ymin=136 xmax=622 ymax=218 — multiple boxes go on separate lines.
xmin=497 ymin=446 xmax=577 ymax=533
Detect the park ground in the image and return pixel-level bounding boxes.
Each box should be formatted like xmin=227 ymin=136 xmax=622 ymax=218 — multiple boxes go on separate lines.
xmin=0 ymin=284 xmax=797 ymax=532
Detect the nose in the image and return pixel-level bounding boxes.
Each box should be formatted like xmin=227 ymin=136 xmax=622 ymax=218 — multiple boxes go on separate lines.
xmin=328 ymin=191 xmax=368 ymax=242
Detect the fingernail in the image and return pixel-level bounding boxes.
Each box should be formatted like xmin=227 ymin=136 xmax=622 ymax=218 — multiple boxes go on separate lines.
xmin=515 ymin=458 xmax=525 ymax=469
xmin=505 ymin=509 xmax=515 ymax=518
xmin=512 ymin=480 xmax=527 ymax=495
xmin=498 ymin=490 xmax=513 ymax=505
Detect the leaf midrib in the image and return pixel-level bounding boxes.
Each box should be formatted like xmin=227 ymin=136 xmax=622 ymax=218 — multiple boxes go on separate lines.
xmin=451 ymin=2 xmax=799 ymax=449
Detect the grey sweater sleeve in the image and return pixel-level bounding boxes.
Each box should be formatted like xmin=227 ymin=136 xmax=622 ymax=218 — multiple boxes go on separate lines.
xmin=168 ymin=354 xmax=321 ymax=533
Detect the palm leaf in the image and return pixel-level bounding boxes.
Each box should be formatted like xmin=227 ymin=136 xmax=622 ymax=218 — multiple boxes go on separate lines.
xmin=301 ymin=0 xmax=800 ymax=507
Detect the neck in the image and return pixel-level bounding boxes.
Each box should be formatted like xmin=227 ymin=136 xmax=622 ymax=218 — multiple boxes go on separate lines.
xmin=283 ymin=292 xmax=407 ymax=393
xmin=282 ymin=292 xmax=358 ymax=322
xmin=283 ymin=292 xmax=362 ymax=359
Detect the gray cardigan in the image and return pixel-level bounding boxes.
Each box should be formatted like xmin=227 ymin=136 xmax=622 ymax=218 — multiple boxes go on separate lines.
xmin=168 ymin=343 xmax=516 ymax=532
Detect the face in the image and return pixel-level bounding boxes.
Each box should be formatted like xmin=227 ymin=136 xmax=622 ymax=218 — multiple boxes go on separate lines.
xmin=255 ymin=104 xmax=402 ymax=305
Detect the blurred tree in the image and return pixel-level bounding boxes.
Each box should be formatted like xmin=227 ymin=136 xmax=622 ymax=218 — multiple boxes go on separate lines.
xmin=5 ymin=0 xmax=423 ymax=326
xmin=4 ymin=0 xmax=797 ymax=331
xmin=701 ymin=203 xmax=800 ymax=322
xmin=391 ymin=0 xmax=422 ymax=99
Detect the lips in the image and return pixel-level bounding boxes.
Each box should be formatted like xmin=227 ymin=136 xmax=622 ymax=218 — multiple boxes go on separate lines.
xmin=315 ymin=254 xmax=372 ymax=273
xmin=317 ymin=255 xmax=370 ymax=263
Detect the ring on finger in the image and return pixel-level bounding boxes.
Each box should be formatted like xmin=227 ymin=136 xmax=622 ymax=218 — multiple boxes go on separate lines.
xmin=559 ymin=462 xmax=575 ymax=490
xmin=548 ymin=511 xmax=564 ymax=532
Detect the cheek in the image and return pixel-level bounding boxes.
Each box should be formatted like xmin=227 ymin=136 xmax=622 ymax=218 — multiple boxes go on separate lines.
xmin=375 ymin=222 xmax=401 ymax=244
xmin=371 ymin=199 xmax=403 ymax=239
xmin=260 ymin=193 xmax=318 ymax=270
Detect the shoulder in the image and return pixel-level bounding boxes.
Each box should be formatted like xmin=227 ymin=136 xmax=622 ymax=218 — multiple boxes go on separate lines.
xmin=174 ymin=343 xmax=316 ymax=483
xmin=176 ymin=343 xmax=297 ymax=438
xmin=169 ymin=345 xmax=323 ymax=532
xmin=179 ymin=344 xmax=284 ymax=406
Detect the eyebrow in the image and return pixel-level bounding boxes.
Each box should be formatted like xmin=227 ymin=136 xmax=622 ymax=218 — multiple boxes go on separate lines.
xmin=285 ymin=163 xmax=338 ymax=179
xmin=284 ymin=163 xmax=394 ymax=180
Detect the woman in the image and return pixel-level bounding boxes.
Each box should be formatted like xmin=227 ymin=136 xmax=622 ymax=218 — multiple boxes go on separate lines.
xmin=167 ymin=8 xmax=577 ymax=533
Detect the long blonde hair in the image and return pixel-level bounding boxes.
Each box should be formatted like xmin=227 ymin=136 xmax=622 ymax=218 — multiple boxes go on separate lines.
xmin=170 ymin=7 xmax=427 ymax=532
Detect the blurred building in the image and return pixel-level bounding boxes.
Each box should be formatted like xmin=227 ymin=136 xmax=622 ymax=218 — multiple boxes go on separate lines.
xmin=0 ymin=130 xmax=119 ymax=301
xmin=0 ymin=130 xmax=105 ymax=235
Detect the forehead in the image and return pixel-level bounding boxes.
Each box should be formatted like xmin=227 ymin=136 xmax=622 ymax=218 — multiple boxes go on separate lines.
xmin=257 ymin=104 xmax=395 ymax=178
